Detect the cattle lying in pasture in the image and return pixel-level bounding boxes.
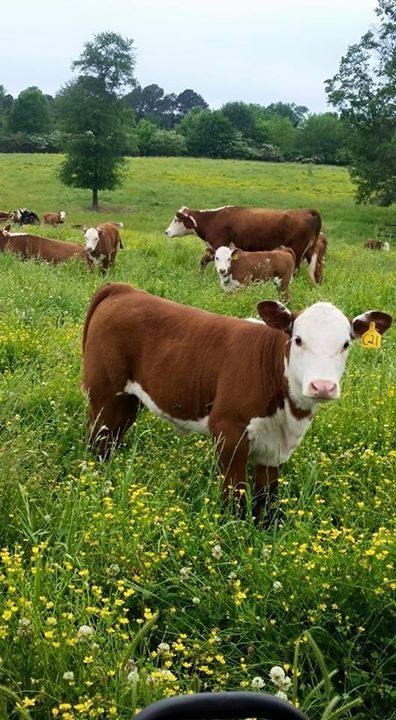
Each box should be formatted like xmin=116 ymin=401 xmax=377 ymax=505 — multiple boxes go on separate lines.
xmin=304 ymin=231 xmax=328 ymax=284
xmin=9 ymin=208 xmax=40 ymax=225
xmin=0 ymin=210 xmax=9 ymax=220
xmin=0 ymin=226 xmax=86 ymax=264
xmin=364 ymin=239 xmax=390 ymax=251
xmin=82 ymin=283 xmax=392 ymax=521
xmin=165 ymin=205 xmax=321 ymax=280
xmin=44 ymin=211 xmax=66 ymax=225
xmin=83 ymin=222 xmax=123 ymax=271
xmin=213 ymin=244 xmax=295 ymax=298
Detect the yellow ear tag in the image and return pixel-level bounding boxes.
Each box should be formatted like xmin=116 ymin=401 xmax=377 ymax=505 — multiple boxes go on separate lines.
xmin=232 ymin=253 xmax=239 ymax=261
xmin=361 ymin=321 xmax=381 ymax=350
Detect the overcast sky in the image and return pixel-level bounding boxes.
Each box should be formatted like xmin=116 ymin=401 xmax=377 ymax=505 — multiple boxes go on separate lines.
xmin=1 ymin=0 xmax=378 ymax=112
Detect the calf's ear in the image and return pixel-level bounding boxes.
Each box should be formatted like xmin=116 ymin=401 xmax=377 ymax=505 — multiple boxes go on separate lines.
xmin=257 ymin=300 xmax=295 ymax=333
xmin=351 ymin=311 xmax=393 ymax=337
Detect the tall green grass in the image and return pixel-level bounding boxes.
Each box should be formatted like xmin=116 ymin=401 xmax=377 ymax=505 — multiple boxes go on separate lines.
xmin=0 ymin=155 xmax=395 ymax=719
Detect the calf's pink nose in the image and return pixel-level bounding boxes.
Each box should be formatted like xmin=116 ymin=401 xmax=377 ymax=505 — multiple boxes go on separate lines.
xmin=309 ymin=380 xmax=337 ymax=399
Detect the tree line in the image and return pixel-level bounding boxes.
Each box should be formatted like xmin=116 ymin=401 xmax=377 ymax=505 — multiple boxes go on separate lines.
xmin=0 ymin=77 xmax=350 ymax=166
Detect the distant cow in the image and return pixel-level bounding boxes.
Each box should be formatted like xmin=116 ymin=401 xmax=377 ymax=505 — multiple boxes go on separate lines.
xmin=44 ymin=211 xmax=66 ymax=225
xmin=214 ymin=244 xmax=295 ymax=298
xmin=165 ymin=205 xmax=321 ymax=280
xmin=364 ymin=239 xmax=390 ymax=251
xmin=305 ymin=231 xmax=328 ymax=284
xmin=0 ymin=227 xmax=86 ymax=264
xmin=0 ymin=211 xmax=9 ymax=220
xmin=84 ymin=222 xmax=123 ymax=271
xmin=9 ymin=208 xmax=40 ymax=225
xmin=82 ymin=283 xmax=392 ymax=521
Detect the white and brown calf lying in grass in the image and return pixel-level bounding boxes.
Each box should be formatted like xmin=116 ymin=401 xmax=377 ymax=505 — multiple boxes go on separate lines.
xmin=213 ymin=244 xmax=296 ymax=297
xmin=82 ymin=283 xmax=392 ymax=523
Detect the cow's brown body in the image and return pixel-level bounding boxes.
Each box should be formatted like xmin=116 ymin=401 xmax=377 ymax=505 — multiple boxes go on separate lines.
xmin=0 ymin=229 xmax=86 ymax=264
xmin=0 ymin=211 xmax=9 ymax=220
xmin=169 ymin=206 xmax=321 ymax=274
xmin=218 ymin=247 xmax=295 ymax=297
xmin=44 ymin=212 xmax=65 ymax=225
xmin=364 ymin=239 xmax=389 ymax=250
xmin=85 ymin=223 xmax=123 ymax=271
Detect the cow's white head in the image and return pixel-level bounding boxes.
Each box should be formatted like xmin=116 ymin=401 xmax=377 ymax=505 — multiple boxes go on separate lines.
xmin=165 ymin=207 xmax=198 ymax=237
xmin=214 ymin=245 xmax=237 ymax=276
xmin=84 ymin=227 xmax=100 ymax=252
xmin=59 ymin=211 xmax=66 ymax=222
xmin=257 ymin=300 xmax=392 ymax=407
xmin=383 ymin=241 xmax=390 ymax=251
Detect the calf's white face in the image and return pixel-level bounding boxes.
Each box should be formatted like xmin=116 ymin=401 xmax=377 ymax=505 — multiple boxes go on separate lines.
xmin=60 ymin=211 xmax=66 ymax=221
xmin=287 ymin=303 xmax=351 ymax=403
xmin=165 ymin=208 xmax=197 ymax=237
xmin=84 ymin=227 xmax=99 ymax=252
xmin=214 ymin=246 xmax=232 ymax=275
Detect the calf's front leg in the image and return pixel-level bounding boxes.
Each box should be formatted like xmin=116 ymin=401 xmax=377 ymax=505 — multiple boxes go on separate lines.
xmin=253 ymin=464 xmax=279 ymax=525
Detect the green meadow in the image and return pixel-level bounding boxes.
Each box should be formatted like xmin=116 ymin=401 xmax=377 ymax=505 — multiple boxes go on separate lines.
xmin=0 ymin=154 xmax=395 ymax=720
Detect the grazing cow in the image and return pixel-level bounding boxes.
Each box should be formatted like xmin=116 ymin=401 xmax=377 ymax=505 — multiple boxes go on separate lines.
xmin=0 ymin=227 xmax=86 ymax=264
xmin=0 ymin=211 xmax=10 ymax=220
xmin=165 ymin=205 xmax=321 ymax=279
xmin=44 ymin=211 xmax=66 ymax=225
xmin=82 ymin=283 xmax=392 ymax=521
xmin=214 ymin=244 xmax=295 ymax=298
xmin=364 ymin=239 xmax=390 ymax=251
xmin=9 ymin=208 xmax=40 ymax=225
xmin=305 ymin=231 xmax=328 ymax=285
xmin=83 ymin=222 xmax=124 ymax=271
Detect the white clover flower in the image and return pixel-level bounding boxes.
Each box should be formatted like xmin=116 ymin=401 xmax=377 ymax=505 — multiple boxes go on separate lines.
xmin=179 ymin=566 xmax=191 ymax=578
xmin=228 ymin=571 xmax=237 ymax=581
xmin=126 ymin=668 xmax=139 ymax=683
xmin=62 ymin=671 xmax=74 ymax=681
xmin=192 ymin=596 xmax=200 ymax=605
xmin=211 ymin=544 xmax=223 ymax=559
xmin=275 ymin=690 xmax=288 ymax=701
xmin=279 ymin=675 xmax=292 ymax=692
xmin=77 ymin=624 xmax=95 ymax=641
xmin=17 ymin=617 xmax=32 ymax=636
xmin=269 ymin=665 xmax=285 ymax=684
xmin=251 ymin=676 xmax=265 ymax=689
xmin=157 ymin=642 xmax=170 ymax=654
xmin=272 ymin=581 xmax=283 ymax=593
xmin=107 ymin=563 xmax=120 ymax=576
xmin=262 ymin=545 xmax=272 ymax=559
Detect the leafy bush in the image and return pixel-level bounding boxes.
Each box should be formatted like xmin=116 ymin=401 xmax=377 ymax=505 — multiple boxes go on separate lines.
xmin=0 ymin=131 xmax=62 ymax=153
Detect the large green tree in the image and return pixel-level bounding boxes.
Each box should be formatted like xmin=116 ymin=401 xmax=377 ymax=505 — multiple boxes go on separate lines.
xmin=325 ymin=0 xmax=396 ymax=204
xmin=59 ymin=33 xmax=135 ymax=209
xmin=180 ymin=110 xmax=237 ymax=158
xmin=295 ymin=113 xmax=347 ymax=163
xmin=7 ymin=86 xmax=51 ymax=134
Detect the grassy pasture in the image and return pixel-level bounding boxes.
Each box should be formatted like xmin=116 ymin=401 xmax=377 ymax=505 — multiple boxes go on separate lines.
xmin=0 ymin=154 xmax=395 ymax=719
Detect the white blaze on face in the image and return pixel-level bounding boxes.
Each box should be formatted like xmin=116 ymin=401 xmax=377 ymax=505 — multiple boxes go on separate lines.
xmin=165 ymin=207 xmax=196 ymax=237
xmin=59 ymin=211 xmax=66 ymax=221
xmin=383 ymin=242 xmax=390 ymax=251
xmin=214 ymin=246 xmax=232 ymax=276
xmin=286 ymin=302 xmax=352 ymax=404
xmin=84 ymin=228 xmax=100 ymax=252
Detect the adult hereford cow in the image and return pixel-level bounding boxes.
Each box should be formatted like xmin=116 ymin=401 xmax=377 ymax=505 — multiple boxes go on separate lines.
xmin=165 ymin=205 xmax=322 ymax=281
xmin=83 ymin=222 xmax=124 ymax=272
xmin=82 ymin=283 xmax=392 ymax=521
xmin=44 ymin=211 xmax=66 ymax=225
xmin=0 ymin=227 xmax=86 ymax=264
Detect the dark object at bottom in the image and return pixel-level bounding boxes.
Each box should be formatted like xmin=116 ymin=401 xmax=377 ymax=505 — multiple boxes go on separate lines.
xmin=134 ymin=691 xmax=307 ymax=719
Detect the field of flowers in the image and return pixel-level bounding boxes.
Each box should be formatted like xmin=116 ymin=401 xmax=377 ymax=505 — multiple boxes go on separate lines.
xmin=0 ymin=154 xmax=395 ymax=719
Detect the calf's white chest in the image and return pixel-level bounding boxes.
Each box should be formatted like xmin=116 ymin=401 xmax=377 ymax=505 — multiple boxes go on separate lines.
xmin=247 ymin=401 xmax=313 ymax=466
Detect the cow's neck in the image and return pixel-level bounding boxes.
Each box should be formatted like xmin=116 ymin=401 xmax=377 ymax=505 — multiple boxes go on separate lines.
xmin=189 ymin=210 xmax=216 ymax=241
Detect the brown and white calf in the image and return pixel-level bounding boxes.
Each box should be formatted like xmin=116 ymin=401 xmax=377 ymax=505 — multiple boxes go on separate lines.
xmin=44 ymin=211 xmax=66 ymax=225
xmin=0 ymin=227 xmax=86 ymax=264
xmin=214 ymin=244 xmax=295 ymax=297
xmin=364 ymin=239 xmax=390 ymax=251
xmin=82 ymin=283 xmax=392 ymax=521
xmin=0 ymin=211 xmax=9 ymax=220
xmin=84 ymin=222 xmax=123 ymax=271
xmin=165 ymin=205 xmax=321 ymax=279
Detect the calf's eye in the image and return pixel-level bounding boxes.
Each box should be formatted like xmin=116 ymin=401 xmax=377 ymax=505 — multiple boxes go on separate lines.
xmin=343 ymin=340 xmax=350 ymax=351
xmin=294 ymin=336 xmax=302 ymax=346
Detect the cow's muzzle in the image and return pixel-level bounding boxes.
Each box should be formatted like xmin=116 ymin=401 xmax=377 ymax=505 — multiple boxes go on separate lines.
xmin=306 ymin=380 xmax=338 ymax=401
